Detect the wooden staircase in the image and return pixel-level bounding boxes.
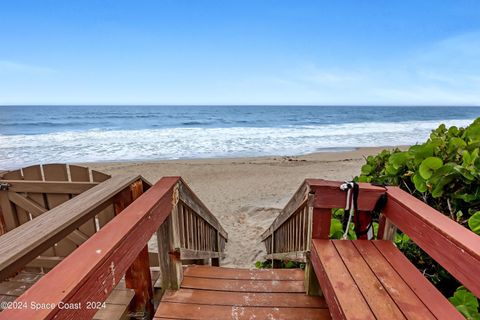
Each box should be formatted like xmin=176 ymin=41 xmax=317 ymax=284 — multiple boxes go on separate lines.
xmin=154 ymin=265 xmax=330 ymax=319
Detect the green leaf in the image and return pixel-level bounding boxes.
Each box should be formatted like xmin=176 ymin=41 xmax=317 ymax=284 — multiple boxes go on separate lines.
xmin=372 ymin=222 xmax=379 ymax=239
xmin=419 ymin=157 xmax=443 ymax=179
xmin=389 ymin=151 xmax=409 ymax=169
xmin=357 ymin=175 xmax=369 ymax=183
xmin=455 ymin=305 xmax=480 ymax=320
xmin=385 ymin=164 xmax=399 ymax=175
xmin=450 ymin=287 xmax=479 ymax=309
xmin=361 ymin=164 xmax=373 ymax=174
xmin=448 ymin=137 xmax=467 ymax=152
xmin=463 ymin=151 xmax=472 ymax=167
xmin=449 ymin=287 xmax=480 ymax=319
xmin=412 ymin=173 xmax=427 ymax=193
xmin=410 ymin=144 xmax=434 ymax=164
xmin=468 ymin=212 xmax=480 ymax=235
xmin=330 ymin=218 xmax=344 ymax=239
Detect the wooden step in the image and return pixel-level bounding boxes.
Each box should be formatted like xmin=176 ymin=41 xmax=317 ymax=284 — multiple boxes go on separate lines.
xmin=93 ymin=288 xmax=135 ymax=320
xmin=155 ymin=266 xmax=330 ymax=320
xmin=156 ymin=303 xmax=330 ymax=320
xmin=183 ymin=265 xmax=304 ymax=280
xmin=162 ymin=289 xmax=326 ymax=308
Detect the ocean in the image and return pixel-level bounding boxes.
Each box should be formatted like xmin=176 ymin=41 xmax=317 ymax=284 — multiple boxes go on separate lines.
xmin=0 ymin=105 xmax=479 ymax=169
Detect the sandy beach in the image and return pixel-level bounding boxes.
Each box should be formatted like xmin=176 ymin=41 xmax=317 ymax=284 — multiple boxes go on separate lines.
xmin=86 ymin=146 xmax=402 ymax=268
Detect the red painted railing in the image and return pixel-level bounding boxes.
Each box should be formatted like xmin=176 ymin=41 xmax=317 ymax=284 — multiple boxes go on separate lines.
xmin=0 ymin=177 xmax=179 ymax=319
xmin=308 ymin=179 xmax=480 ymax=297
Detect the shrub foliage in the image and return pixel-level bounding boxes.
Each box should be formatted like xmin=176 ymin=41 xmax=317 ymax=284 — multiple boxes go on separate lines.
xmin=355 ymin=117 xmax=480 ymax=318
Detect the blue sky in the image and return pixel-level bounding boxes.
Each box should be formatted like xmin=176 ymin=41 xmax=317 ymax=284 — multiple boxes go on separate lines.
xmin=1 ymin=1 xmax=480 ymax=105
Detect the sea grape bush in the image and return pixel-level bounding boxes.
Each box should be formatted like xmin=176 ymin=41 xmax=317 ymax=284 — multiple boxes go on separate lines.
xmin=355 ymin=117 xmax=480 ymax=318
xmin=357 ymin=118 xmax=480 ymax=231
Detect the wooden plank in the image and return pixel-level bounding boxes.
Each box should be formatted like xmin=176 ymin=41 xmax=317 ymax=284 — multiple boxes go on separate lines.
xmin=373 ymin=240 xmax=463 ymax=319
xmin=104 ymin=288 xmax=135 ymax=305
xmin=21 ymin=165 xmax=56 ymax=258
xmin=332 ymin=241 xmax=405 ymax=319
xmin=161 ymin=288 xmax=327 ymax=308
xmin=352 ymin=241 xmax=437 ymax=320
xmin=93 ymin=304 xmax=128 ymax=320
xmin=125 ymin=245 xmax=154 ymax=318
xmin=311 ymin=239 xmax=375 ymax=319
xmin=0 ymin=191 xmax=18 ymax=231
xmin=68 ymin=165 xmax=90 ymax=182
xmin=212 ymin=230 xmax=220 ymax=266
xmin=265 ymin=251 xmax=307 ymax=262
xmin=0 ymin=175 xmax=142 ymax=281
xmin=184 ymin=266 xmax=304 ymax=281
xmin=385 ymin=187 xmax=480 ymax=297
xmin=1 ymin=180 xmax=99 ymax=194
xmin=26 ymin=256 xmax=63 ymax=269
xmin=261 ymin=181 xmax=309 ymax=240
xmin=181 ymin=277 xmax=305 ymax=293
xmin=8 ymin=271 xmax=44 ymax=283
xmin=2 ymin=170 xmax=30 ymax=225
xmin=178 ymin=203 xmax=185 ymax=248
xmin=42 ymin=164 xmax=77 ymax=257
xmin=186 ymin=207 xmax=193 ymax=249
xmin=312 ymin=208 xmax=331 ymax=239
xmin=157 ymin=183 xmax=183 ymax=291
xmin=307 ymin=179 xmax=385 ymax=211
xmin=0 ymin=177 xmax=179 ymax=320
xmin=177 ymin=180 xmax=227 ymax=239
xmin=121 ymin=180 xmax=154 ymax=318
xmin=179 ymin=249 xmax=225 ymax=260
xmin=97 ymin=205 xmax=115 ymax=229
xmin=7 ymin=191 xmax=47 ymax=216
xmin=155 ymin=303 xmax=330 ymax=320
xmin=69 ymin=165 xmax=97 ymax=238
xmin=0 ymin=170 xmax=21 ymax=179
xmin=92 ymin=170 xmax=110 ymax=182
xmin=0 ymin=280 xmax=34 ymax=296
xmin=8 ymin=191 xmax=90 ymax=246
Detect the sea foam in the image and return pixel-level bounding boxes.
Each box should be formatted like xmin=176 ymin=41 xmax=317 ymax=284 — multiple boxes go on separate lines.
xmin=0 ymin=118 xmax=474 ymax=169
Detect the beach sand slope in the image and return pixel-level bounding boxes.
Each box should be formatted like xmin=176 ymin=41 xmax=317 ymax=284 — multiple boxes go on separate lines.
xmin=88 ymin=147 xmax=399 ymax=268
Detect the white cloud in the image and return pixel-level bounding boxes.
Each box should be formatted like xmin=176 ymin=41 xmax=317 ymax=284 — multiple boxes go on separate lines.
xmin=249 ymin=31 xmax=480 ymax=105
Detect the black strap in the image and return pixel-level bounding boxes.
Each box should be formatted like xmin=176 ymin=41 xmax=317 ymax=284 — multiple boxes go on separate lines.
xmin=355 ymin=191 xmax=388 ymax=237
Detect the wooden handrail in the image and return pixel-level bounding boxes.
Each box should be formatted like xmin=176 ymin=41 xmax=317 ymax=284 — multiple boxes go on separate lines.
xmin=261 ymin=180 xmax=385 ymax=255
xmin=0 ymin=176 xmax=228 ymax=319
xmin=0 ymin=174 xmax=146 ymax=281
xmin=261 ymin=181 xmax=310 ymax=241
xmin=383 ymin=187 xmax=480 ymax=297
xmin=263 ymin=179 xmax=480 ymax=298
xmin=0 ymin=177 xmax=178 ymax=319
xmin=177 ymin=179 xmax=228 ymax=239
xmin=0 ymin=180 xmax=100 ymax=194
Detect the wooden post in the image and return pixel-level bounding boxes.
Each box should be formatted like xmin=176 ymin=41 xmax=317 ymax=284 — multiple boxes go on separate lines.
xmin=125 ymin=245 xmax=154 ymax=319
xmin=211 ymin=231 xmax=220 ymax=266
xmin=157 ymin=183 xmax=183 ymax=290
xmin=114 ymin=180 xmax=154 ymax=319
xmin=0 ymin=191 xmax=18 ymax=232
xmin=306 ymin=205 xmax=329 ymax=295
xmin=312 ymin=207 xmax=331 ymax=239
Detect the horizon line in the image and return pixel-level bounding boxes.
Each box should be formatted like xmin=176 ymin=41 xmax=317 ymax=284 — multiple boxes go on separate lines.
xmin=1 ymin=104 xmax=480 ymax=108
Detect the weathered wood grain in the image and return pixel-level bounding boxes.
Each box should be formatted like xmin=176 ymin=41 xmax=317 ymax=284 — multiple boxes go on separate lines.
xmin=0 ymin=177 xmax=178 ymax=319
xmin=177 ymin=180 xmax=227 ymax=239
xmin=0 ymin=175 xmax=142 ymax=281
